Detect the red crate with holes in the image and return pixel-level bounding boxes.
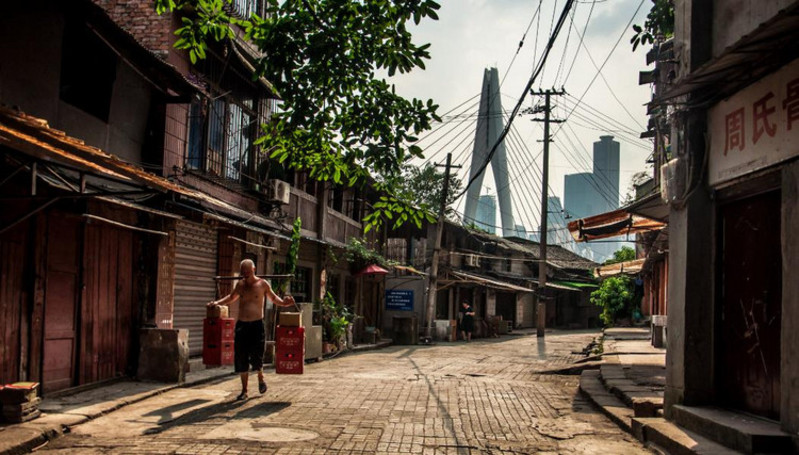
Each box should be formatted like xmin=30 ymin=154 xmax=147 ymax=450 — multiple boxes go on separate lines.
xmin=203 ymin=318 xmax=235 ymax=344
xmin=275 ymin=326 xmax=305 ymax=374
xmin=203 ymin=341 xmax=234 ymax=365
xmin=203 ymin=318 xmax=235 ymax=365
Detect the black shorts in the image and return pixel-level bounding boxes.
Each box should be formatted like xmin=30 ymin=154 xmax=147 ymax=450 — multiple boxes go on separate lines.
xmin=234 ymin=320 xmax=265 ymax=373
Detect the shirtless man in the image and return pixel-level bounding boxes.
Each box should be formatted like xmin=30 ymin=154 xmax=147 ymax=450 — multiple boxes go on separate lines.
xmin=207 ymin=259 xmax=295 ymax=400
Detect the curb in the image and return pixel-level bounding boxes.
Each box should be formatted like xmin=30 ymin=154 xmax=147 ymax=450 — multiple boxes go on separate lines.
xmin=0 ymin=370 xmax=235 ymax=455
xmin=0 ymin=338 xmax=399 ymax=455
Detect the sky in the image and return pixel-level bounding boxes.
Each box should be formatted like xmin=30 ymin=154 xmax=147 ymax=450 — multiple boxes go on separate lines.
xmin=388 ymin=0 xmax=654 ymax=236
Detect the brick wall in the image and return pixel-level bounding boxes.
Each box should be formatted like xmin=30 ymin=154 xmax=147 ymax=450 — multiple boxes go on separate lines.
xmin=92 ymin=0 xmax=173 ymax=56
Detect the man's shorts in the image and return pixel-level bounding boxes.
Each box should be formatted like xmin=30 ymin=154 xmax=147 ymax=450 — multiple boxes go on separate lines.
xmin=234 ymin=320 xmax=265 ymax=373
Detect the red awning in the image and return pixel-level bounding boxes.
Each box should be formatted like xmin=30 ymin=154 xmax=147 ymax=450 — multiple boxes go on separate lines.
xmin=567 ymin=209 xmax=666 ymax=242
xmin=354 ymin=264 xmax=389 ymax=276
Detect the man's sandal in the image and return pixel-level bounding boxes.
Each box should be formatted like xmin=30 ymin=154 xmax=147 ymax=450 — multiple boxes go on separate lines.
xmin=236 ymin=391 xmax=248 ymax=401
xmin=259 ymin=380 xmax=267 ymax=394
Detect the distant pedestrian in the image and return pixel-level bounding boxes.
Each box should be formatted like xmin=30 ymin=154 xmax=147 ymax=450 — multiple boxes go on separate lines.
xmin=459 ymin=301 xmax=475 ymax=342
xmin=207 ymin=259 xmax=295 ymax=400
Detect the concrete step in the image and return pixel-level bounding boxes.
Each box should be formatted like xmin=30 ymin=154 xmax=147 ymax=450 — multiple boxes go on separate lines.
xmin=599 ymin=364 xmax=663 ymax=417
xmin=672 ymin=405 xmax=793 ymax=454
xmin=633 ymin=417 xmax=743 ymax=455
xmin=579 ymin=370 xmax=634 ymax=433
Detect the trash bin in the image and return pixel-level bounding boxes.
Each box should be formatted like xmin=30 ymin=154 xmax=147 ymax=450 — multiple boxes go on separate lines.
xmin=392 ymin=315 xmax=418 ymax=345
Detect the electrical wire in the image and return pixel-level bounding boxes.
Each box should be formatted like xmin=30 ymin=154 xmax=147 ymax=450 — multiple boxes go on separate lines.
xmin=501 ymin=1 xmax=545 ymax=87
xmin=455 ymin=0 xmax=577 ymax=201
xmin=554 ymin=0 xmax=646 ymax=138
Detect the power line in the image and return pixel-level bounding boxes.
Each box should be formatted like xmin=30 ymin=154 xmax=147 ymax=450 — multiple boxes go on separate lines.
xmin=501 ymin=1 xmax=545 ymax=87
xmin=565 ymin=14 xmax=646 ymax=130
xmin=553 ymin=4 xmax=578 ymax=83
xmin=554 ymin=0 xmax=646 ymax=137
xmin=561 ymin=0 xmax=597 ymax=85
xmin=455 ymin=0 xmax=577 ymax=201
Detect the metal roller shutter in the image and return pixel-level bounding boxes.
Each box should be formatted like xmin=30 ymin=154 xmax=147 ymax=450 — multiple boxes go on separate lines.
xmin=173 ymin=220 xmax=218 ymax=356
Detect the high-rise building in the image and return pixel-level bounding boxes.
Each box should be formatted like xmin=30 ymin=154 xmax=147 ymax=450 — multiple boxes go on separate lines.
xmin=563 ymin=173 xmax=597 ymax=219
xmin=593 ymin=135 xmax=620 ymax=213
xmin=475 ymin=194 xmax=496 ymax=234
xmin=562 ymin=136 xmax=623 ymax=262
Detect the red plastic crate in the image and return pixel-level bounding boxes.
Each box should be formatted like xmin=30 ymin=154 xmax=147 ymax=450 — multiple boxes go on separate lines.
xmin=275 ymin=326 xmax=305 ymax=352
xmin=203 ymin=341 xmax=234 ymax=365
xmin=275 ymin=350 xmax=304 ymax=374
xmin=203 ymin=318 xmax=235 ymax=344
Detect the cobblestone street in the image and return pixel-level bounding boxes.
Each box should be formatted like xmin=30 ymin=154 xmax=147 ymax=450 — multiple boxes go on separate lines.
xmin=39 ymin=331 xmax=649 ymax=454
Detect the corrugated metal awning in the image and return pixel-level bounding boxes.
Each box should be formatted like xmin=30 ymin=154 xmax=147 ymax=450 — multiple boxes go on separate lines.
xmin=567 ymin=209 xmax=666 ymax=242
xmin=0 ymin=107 xmax=284 ymax=234
xmin=447 ymin=271 xmax=533 ymax=293
xmin=594 ymin=258 xmax=646 ymax=278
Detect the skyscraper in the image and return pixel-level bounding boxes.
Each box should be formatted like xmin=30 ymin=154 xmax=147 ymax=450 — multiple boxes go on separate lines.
xmin=593 ymin=135 xmax=620 ymax=213
xmin=563 ymin=173 xmax=597 ymax=219
xmin=475 ymin=194 xmax=497 ymax=234
xmin=563 ymin=136 xmax=623 ymax=262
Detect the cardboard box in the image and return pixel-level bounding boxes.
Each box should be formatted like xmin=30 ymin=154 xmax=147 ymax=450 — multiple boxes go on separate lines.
xmin=278 ymin=312 xmax=302 ymax=327
xmin=206 ymin=304 xmax=229 ymax=319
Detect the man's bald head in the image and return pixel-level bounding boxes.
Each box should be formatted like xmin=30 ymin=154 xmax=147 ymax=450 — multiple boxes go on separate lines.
xmin=240 ymin=259 xmax=255 ymax=278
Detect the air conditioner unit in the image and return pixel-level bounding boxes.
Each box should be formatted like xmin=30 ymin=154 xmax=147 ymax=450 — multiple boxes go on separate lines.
xmin=660 ymin=157 xmax=685 ymax=204
xmin=265 ymin=179 xmax=291 ymax=205
xmin=464 ymin=254 xmax=480 ymax=268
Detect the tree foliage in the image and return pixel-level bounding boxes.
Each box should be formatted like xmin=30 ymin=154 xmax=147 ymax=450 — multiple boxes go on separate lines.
xmin=621 ymin=171 xmax=651 ymax=205
xmin=400 ymin=163 xmax=462 ymax=213
xmin=630 ymin=0 xmax=674 ymax=51
xmin=603 ymin=246 xmax=636 ymax=265
xmin=153 ymin=0 xmax=442 ymax=232
xmin=590 ymin=275 xmax=636 ymax=326
xmin=344 ymin=237 xmax=393 ymax=271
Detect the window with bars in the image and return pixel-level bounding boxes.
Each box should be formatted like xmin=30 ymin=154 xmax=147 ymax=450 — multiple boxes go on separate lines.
xmin=186 ymin=95 xmax=258 ymax=183
xmin=232 ymin=0 xmax=260 ymax=17
xmin=385 ymin=238 xmax=407 ymax=264
xmin=274 ymin=262 xmax=313 ymax=303
xmin=326 ymin=274 xmax=340 ymax=303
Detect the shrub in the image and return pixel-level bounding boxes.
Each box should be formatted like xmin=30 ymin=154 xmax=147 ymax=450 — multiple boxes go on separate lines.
xmin=590 ymin=275 xmax=636 ymax=326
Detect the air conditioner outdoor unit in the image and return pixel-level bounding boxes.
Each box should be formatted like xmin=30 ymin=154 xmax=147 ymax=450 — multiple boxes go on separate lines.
xmin=464 ymin=254 xmax=480 ymax=267
xmin=265 ymin=179 xmax=291 ymax=205
xmin=660 ymin=157 xmax=685 ymax=204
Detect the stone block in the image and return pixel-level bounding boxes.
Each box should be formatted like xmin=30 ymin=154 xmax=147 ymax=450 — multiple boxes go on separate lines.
xmin=137 ymin=328 xmax=189 ymax=383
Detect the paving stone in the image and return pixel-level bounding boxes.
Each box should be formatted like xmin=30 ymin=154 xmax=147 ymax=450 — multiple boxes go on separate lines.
xmin=33 ymin=330 xmax=649 ymax=454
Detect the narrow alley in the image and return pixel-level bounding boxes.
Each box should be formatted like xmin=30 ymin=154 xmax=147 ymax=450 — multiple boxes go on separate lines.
xmin=33 ymin=331 xmax=648 ymax=454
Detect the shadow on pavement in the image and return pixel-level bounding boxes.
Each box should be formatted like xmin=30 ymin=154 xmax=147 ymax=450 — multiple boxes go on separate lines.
xmin=143 ymin=398 xmax=211 ymax=425
xmin=141 ymin=398 xmax=291 ymax=435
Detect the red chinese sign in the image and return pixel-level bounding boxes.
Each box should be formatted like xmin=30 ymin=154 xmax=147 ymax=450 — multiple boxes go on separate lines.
xmin=710 ymin=59 xmax=799 ymax=185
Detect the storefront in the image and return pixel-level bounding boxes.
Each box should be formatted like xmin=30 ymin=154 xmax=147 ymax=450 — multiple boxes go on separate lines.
xmin=703 ymin=58 xmax=799 ymax=420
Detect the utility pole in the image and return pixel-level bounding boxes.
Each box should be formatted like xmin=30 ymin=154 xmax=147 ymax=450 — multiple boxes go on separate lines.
xmin=530 ymin=89 xmax=565 ymax=338
xmin=424 ymin=153 xmax=461 ymax=342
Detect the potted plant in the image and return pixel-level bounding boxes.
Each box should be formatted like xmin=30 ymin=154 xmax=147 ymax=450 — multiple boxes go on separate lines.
xmin=321 ymin=292 xmax=355 ymax=351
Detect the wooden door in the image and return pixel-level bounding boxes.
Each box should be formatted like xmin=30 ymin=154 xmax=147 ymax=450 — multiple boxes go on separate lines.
xmin=42 ymin=214 xmax=81 ymax=393
xmin=495 ymin=292 xmax=516 ymax=325
xmin=717 ymin=191 xmax=782 ymax=419
xmin=81 ymin=223 xmax=134 ymax=383
xmin=0 ymin=224 xmax=28 ymax=385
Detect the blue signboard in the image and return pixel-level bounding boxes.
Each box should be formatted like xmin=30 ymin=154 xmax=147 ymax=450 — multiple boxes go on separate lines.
xmin=385 ymin=289 xmax=414 ymax=311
